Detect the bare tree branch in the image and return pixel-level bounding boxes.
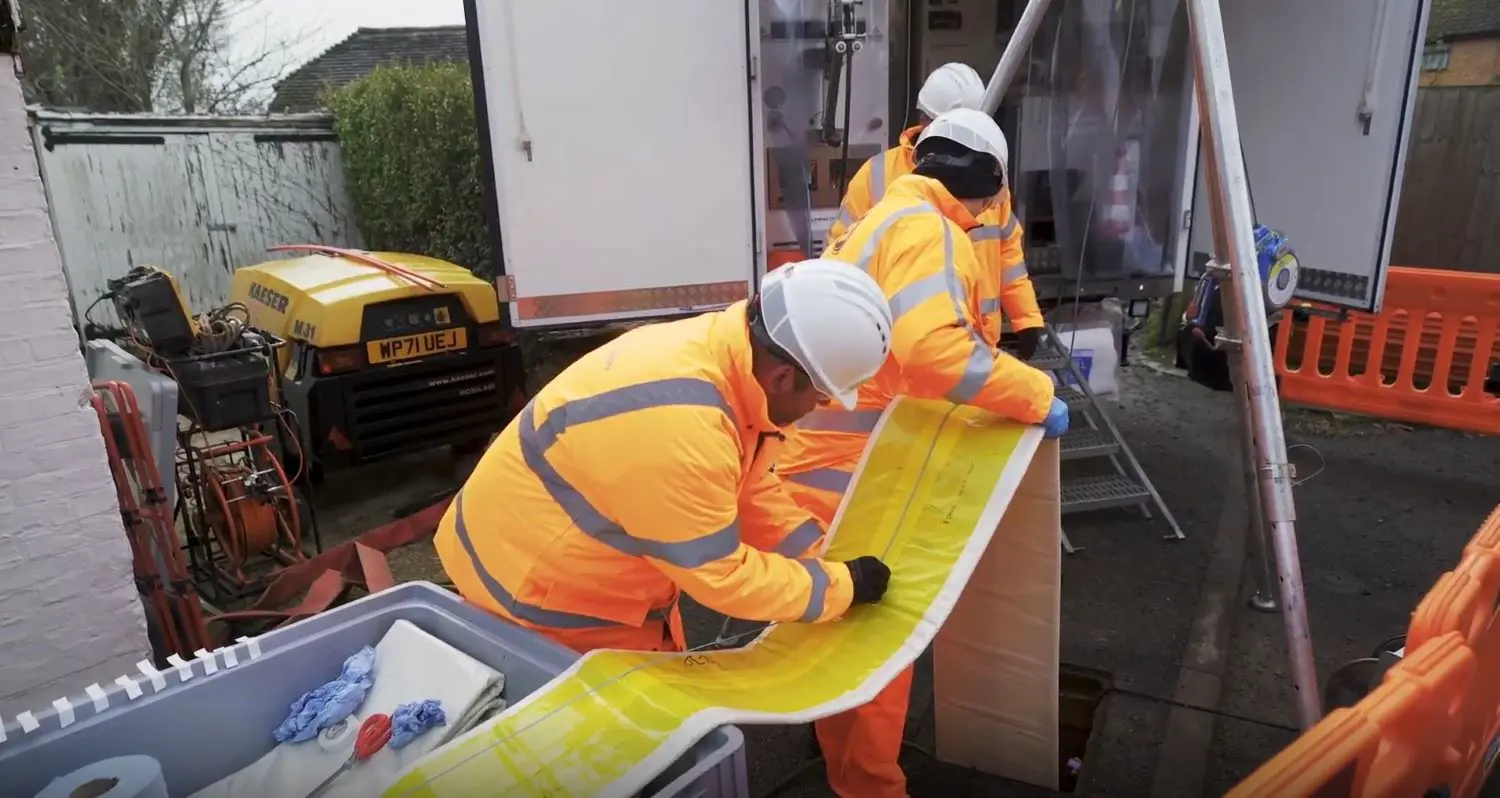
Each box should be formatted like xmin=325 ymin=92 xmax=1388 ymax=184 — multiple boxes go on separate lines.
xmin=19 ymin=0 xmax=313 ymax=113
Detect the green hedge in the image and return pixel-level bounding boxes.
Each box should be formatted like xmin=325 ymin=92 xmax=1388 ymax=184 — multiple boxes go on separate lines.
xmin=330 ymin=64 xmax=492 ymax=276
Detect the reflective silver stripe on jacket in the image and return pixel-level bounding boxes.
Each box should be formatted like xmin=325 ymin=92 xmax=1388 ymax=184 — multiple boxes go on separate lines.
xmin=795 ymin=408 xmax=883 ymax=434
xmin=889 ymin=271 xmax=951 ymax=321
xmin=966 ymin=214 xmax=1019 ymax=243
xmin=852 ymin=204 xmax=933 ymax=273
xmin=847 ymin=202 xmax=994 ymax=405
xmin=775 ymin=518 xmax=825 ymax=557
xmin=794 ymin=559 xmax=831 ymax=622
xmin=787 ymin=467 xmax=855 ymax=495
xmin=517 ymin=378 xmax=742 ymax=568
xmin=976 ymin=263 xmax=1029 ymax=316
xmin=935 ymin=220 xmax=996 ymax=403
xmin=450 ymin=491 xmax=674 ymax=629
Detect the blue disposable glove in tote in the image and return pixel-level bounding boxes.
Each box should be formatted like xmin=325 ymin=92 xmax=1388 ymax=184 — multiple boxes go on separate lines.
xmin=1042 ymin=396 xmax=1070 ymax=439
xmin=390 ymin=699 xmax=448 ymax=750
xmin=273 ymin=646 xmax=377 ymax=744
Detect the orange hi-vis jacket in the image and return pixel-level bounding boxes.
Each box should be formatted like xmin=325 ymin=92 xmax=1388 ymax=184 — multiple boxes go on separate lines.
xmin=781 ymin=174 xmax=1056 ymax=522
xmin=830 ymin=124 xmax=1045 ymax=336
xmin=435 ymin=301 xmax=854 ymax=651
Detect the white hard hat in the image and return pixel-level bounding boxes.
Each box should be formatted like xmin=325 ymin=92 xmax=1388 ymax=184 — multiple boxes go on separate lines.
xmin=757 ymin=259 xmax=893 ymax=410
xmin=916 ymin=107 xmax=1010 ymax=176
xmin=916 ymin=63 xmax=985 ymax=118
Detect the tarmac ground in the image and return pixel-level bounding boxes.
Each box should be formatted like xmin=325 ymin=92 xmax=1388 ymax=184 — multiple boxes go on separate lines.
xmin=307 ymin=346 xmax=1500 ymax=798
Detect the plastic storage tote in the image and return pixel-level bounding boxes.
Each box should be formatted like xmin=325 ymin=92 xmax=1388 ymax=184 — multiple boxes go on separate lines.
xmin=0 ymin=583 xmax=748 ymax=798
xmin=83 ymin=340 xmax=180 ymax=513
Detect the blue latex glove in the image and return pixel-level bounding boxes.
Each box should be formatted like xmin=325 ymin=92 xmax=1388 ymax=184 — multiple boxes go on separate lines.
xmin=1042 ymin=397 xmax=1070 ymax=439
xmin=273 ymin=646 xmax=376 ymax=743
xmin=389 ymin=699 xmax=448 ymax=750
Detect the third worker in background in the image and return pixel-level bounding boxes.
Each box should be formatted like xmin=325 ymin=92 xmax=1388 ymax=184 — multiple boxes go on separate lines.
xmin=829 ymin=62 xmax=1047 ymax=358
xmin=780 ymin=107 xmax=1071 ymax=798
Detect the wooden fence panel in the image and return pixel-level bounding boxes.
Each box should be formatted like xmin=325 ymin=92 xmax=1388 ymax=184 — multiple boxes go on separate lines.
xmin=1391 ymin=87 xmax=1500 ymax=275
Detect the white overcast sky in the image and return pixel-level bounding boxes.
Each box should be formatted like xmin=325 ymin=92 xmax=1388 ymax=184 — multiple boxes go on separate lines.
xmin=247 ymin=0 xmax=466 ymax=75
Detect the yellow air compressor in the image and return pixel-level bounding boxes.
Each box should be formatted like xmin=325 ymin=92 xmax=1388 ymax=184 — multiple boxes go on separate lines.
xmin=230 ymin=246 xmax=521 ymax=477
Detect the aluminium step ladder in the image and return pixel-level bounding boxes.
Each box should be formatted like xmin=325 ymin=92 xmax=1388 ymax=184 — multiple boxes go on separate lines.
xmin=1012 ymin=325 xmax=1185 ymax=553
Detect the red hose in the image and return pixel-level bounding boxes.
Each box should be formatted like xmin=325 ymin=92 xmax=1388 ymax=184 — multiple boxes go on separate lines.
xmin=92 ymin=381 xmax=212 ymax=655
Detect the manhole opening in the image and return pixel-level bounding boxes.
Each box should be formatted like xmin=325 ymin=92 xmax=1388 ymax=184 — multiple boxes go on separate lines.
xmin=70 ymin=778 xmax=120 ymax=798
xmin=1059 ymin=663 xmax=1114 ymax=794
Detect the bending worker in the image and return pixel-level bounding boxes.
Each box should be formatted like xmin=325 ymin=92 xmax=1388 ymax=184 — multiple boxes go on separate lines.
xmin=436 ymin=259 xmax=897 ymax=655
xmin=830 ymin=62 xmax=1047 ymax=359
xmin=781 ymin=108 xmax=1071 ymax=798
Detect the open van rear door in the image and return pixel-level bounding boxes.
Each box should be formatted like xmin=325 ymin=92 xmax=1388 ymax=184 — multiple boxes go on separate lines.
xmin=466 ymin=0 xmax=766 ymax=328
xmin=1187 ymin=0 xmax=1430 ymax=312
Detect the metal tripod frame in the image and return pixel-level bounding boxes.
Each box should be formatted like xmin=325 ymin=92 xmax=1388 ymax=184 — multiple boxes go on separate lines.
xmin=984 ymin=0 xmax=1323 ymax=730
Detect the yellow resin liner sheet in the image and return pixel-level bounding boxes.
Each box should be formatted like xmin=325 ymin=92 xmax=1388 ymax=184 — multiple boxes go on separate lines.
xmin=385 ymin=396 xmax=1044 ymax=798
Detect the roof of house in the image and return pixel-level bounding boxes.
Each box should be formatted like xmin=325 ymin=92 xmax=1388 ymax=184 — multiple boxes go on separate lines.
xmin=1428 ymin=0 xmax=1500 ymax=40
xmin=270 ymin=25 xmax=469 ymax=112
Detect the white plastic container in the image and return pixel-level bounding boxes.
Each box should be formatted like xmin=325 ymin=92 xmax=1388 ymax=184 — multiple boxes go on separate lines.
xmin=1048 ymin=300 xmax=1124 ymax=401
xmin=1053 ymin=324 xmax=1120 ymax=400
xmin=85 ymin=339 xmax=180 ymax=511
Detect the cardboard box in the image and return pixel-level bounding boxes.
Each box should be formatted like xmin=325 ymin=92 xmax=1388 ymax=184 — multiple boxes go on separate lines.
xmin=765 ymin=147 xmax=820 ymax=212
xmin=933 ymin=439 xmax=1063 ymax=791
xmin=765 ymin=144 xmax=881 ymax=210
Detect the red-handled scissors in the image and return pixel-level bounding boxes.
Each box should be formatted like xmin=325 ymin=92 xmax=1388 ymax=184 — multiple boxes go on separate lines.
xmin=305 ymin=713 xmax=393 ymax=798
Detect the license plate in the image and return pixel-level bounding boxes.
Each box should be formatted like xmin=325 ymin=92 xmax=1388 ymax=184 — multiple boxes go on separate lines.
xmin=366 ymin=328 xmax=468 ymax=364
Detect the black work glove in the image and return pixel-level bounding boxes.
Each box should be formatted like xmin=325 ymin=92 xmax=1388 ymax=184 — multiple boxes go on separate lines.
xmin=1016 ymin=327 xmax=1044 ymax=361
xmin=844 ymin=556 xmax=891 ymax=605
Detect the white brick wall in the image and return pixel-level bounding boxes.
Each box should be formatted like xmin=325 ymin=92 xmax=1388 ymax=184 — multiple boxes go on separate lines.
xmin=0 ymin=56 xmax=148 ymax=719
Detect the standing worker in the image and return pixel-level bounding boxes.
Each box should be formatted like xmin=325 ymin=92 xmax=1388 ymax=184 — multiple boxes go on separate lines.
xmin=436 ymin=260 xmax=897 ymax=656
xmin=830 ymin=63 xmax=1047 ymax=358
xmin=783 ymin=108 xmax=1071 ymax=798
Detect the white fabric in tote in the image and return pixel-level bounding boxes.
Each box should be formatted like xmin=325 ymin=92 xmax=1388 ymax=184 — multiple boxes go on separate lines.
xmin=193 ymin=620 xmax=504 ymax=798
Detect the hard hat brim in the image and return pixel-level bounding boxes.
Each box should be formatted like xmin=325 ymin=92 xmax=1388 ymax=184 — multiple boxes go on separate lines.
xmin=831 ymin=387 xmax=860 ymax=411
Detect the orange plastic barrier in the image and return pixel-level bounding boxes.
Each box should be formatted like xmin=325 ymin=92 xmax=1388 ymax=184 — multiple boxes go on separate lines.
xmin=1449 ymin=570 xmax=1500 ymax=797
xmin=1274 ymin=267 xmax=1500 ymax=435
xmin=1422 ymin=559 xmax=1500 ymax=798
xmin=1405 ymin=505 xmax=1500 ymax=798
xmin=1463 ymin=505 xmax=1500 ymax=562
xmin=1408 ymin=551 xmax=1500 ymax=653
xmin=1228 ymin=632 xmax=1475 ymax=798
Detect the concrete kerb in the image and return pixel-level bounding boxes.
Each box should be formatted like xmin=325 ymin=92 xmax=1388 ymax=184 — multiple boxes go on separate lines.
xmin=1148 ymin=446 xmax=1254 ymax=798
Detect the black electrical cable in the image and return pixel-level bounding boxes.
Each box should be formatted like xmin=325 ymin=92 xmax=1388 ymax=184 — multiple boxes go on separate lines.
xmin=1058 ymin=0 xmax=1138 ymax=340
xmin=1104 ymin=685 xmax=1300 ymax=733
xmin=835 ymin=42 xmax=856 ymax=196
xmin=82 ymin=292 xmax=109 ymax=327
xmin=1370 ymin=634 xmax=1407 ymax=659
xmin=81 ymin=292 xmax=129 ymax=342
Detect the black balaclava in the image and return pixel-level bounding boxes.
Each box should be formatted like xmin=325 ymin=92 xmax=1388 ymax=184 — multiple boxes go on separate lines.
xmin=912 ymin=137 xmax=1003 ymax=200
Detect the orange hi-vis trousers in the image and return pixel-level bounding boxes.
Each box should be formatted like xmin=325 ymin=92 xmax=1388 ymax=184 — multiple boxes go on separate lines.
xmin=785 ymin=478 xmax=913 ymax=798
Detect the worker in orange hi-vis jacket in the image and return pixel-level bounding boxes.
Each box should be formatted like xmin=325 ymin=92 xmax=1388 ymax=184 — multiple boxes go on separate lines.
xmin=782 ymin=108 xmax=1071 ymax=798
xmin=830 ymin=62 xmax=1047 ymax=358
xmin=436 ymin=259 xmax=898 ymax=657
